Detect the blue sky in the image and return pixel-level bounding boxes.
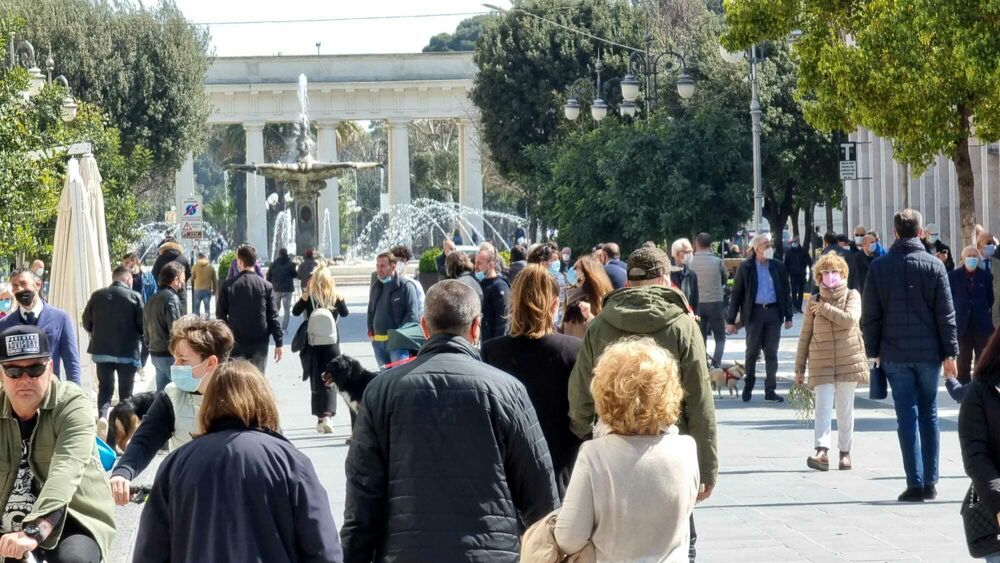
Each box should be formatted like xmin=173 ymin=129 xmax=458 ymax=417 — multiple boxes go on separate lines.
xmin=146 ymin=0 xmax=511 ymax=57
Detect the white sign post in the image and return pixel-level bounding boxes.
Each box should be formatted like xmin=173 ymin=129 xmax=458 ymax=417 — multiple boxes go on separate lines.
xmin=179 ymin=196 xmax=204 ymax=241
xmin=839 ymin=142 xmax=858 ymax=181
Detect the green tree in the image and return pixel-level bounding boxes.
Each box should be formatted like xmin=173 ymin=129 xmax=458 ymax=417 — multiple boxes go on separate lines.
xmin=8 ymin=0 xmax=212 ymax=181
xmin=722 ymin=0 xmax=1000 ymax=243
xmin=424 ymin=16 xmax=488 ymax=52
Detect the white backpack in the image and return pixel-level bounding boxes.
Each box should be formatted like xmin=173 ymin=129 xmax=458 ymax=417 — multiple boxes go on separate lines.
xmin=307 ymin=298 xmax=339 ymax=346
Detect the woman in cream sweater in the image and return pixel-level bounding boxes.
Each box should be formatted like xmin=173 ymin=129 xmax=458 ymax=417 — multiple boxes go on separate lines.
xmin=555 ymin=337 xmax=699 ymax=562
xmin=794 ymin=253 xmax=869 ymax=471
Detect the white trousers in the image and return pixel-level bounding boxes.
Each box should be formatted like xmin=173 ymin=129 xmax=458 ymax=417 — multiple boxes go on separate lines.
xmin=813 ymin=381 xmax=857 ymax=451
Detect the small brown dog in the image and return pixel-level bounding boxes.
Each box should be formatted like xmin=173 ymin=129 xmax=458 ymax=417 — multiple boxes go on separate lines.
xmin=710 ymin=363 xmax=746 ymax=399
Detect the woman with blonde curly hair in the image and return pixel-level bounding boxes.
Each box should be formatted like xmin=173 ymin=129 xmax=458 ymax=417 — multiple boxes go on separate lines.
xmin=794 ymin=252 xmax=868 ymax=471
xmin=554 ymin=337 xmax=699 ymax=562
xmin=481 ymin=264 xmax=583 ymax=497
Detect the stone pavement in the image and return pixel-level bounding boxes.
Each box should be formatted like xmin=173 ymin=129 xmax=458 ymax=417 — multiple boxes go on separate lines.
xmin=114 ymin=285 xmax=971 ymax=562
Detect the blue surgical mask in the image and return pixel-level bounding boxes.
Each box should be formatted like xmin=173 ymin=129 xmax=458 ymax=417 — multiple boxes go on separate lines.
xmin=0 ymin=300 xmax=9 ymax=313
xmin=565 ymin=268 xmax=578 ymax=285
xmin=966 ymin=257 xmax=980 ymax=271
xmin=474 ymin=271 xmax=486 ymax=282
xmin=986 ymin=245 xmax=997 ymax=258
xmin=170 ymin=359 xmax=208 ymax=393
xmin=549 ymin=261 xmax=561 ymax=277
xmin=379 ymin=275 xmax=393 ymax=284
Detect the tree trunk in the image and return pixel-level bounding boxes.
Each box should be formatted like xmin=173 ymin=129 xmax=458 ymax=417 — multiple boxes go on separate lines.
xmin=825 ymin=203 xmax=834 ymax=234
xmin=791 ymin=207 xmax=801 ymax=239
xmin=803 ymin=205 xmax=815 ymax=255
xmin=955 ymin=104 xmax=977 ymax=246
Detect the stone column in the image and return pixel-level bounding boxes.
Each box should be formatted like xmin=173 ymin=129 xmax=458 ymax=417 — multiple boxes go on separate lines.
xmin=387 ymin=120 xmax=412 ymax=209
xmin=316 ymin=120 xmax=340 ymax=257
xmin=174 ymin=151 xmax=196 ymax=224
xmin=458 ymin=119 xmax=485 ymax=240
xmin=244 ymin=122 xmax=268 ymax=261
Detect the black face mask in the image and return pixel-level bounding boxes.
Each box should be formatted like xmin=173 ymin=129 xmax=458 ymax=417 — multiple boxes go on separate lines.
xmin=14 ymin=290 xmax=35 ymax=307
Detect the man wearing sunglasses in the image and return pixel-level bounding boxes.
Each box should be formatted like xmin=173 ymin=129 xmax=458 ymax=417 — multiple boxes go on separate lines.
xmin=0 ymin=326 xmax=115 ymax=562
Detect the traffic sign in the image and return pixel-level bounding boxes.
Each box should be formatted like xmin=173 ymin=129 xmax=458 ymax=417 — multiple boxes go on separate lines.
xmin=181 ymin=197 xmax=203 ymax=221
xmin=839 ymin=142 xmax=858 ymax=180
xmin=179 ymin=220 xmax=204 ymax=240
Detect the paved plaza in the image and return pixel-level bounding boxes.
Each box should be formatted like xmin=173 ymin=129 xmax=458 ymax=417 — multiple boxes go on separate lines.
xmin=113 ymin=284 xmax=970 ymax=562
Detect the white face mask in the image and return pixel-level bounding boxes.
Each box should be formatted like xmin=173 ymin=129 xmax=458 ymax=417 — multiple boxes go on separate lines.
xmin=762 ymin=248 xmax=775 ymax=260
xmin=682 ymin=253 xmax=693 ymax=266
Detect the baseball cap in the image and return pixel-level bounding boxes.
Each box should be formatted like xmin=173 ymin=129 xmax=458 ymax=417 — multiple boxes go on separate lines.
xmin=627 ymin=246 xmax=669 ymax=281
xmin=0 ymin=326 xmax=51 ymax=364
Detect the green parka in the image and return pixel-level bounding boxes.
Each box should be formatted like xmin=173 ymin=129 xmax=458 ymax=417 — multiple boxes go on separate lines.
xmin=0 ymin=379 xmax=115 ymax=557
xmin=568 ymin=285 xmax=719 ymax=486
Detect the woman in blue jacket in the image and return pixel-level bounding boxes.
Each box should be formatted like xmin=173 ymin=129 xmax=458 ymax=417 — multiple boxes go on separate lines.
xmin=950 ymin=245 xmax=995 ymax=385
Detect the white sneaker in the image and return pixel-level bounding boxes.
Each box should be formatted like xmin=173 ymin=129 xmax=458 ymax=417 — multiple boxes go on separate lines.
xmin=316 ymin=419 xmax=334 ymax=434
xmin=96 ymin=417 xmax=109 ymax=442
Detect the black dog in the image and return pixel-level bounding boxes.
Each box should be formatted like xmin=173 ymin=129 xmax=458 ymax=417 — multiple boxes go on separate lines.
xmin=107 ymin=391 xmax=157 ymax=454
xmin=323 ymin=355 xmax=379 ymax=413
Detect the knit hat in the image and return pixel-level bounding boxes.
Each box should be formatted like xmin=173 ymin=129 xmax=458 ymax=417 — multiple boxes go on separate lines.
xmin=627 ymin=246 xmax=669 ymax=281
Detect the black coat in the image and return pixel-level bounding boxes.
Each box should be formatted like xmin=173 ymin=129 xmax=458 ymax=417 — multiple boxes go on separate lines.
xmin=217 ymin=270 xmax=284 ymax=347
xmin=924 ymin=238 xmax=956 ymax=271
xmin=293 ymin=297 xmax=349 ymax=382
xmin=783 ymin=246 xmax=812 ymax=279
xmin=861 ymin=238 xmax=958 ymax=364
xmin=848 ymin=252 xmax=874 ymax=294
xmin=134 ymin=419 xmax=343 ymax=563
xmin=480 ymin=275 xmax=511 ymax=342
xmin=366 ymin=276 xmax=420 ymax=336
xmin=950 ymin=266 xmax=994 ymax=337
xmin=454 ymin=272 xmax=484 ymax=304
xmin=960 ymin=378 xmax=1000 ymax=515
xmin=143 ymin=287 xmax=181 ymax=355
xmin=150 ymin=242 xmax=191 ymax=285
xmin=481 ymin=333 xmax=583 ymax=499
xmin=604 ymin=259 xmax=627 ymax=290
xmin=82 ymin=282 xmax=143 ymax=359
xmin=670 ymin=266 xmax=699 ymax=314
xmin=341 ymin=334 xmax=558 ymax=562
xmin=267 ymin=256 xmax=298 ymax=293
xmin=727 ymin=257 xmax=793 ymax=325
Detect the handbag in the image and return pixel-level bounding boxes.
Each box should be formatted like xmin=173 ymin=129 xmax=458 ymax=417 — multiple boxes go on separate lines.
xmin=869 ymin=363 xmax=887 ymax=400
xmin=961 ymin=483 xmax=1000 ymax=558
xmin=521 ymin=510 xmax=596 ymax=563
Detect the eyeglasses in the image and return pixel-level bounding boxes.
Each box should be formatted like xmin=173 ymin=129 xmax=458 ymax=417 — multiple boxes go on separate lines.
xmin=818 ymin=270 xmax=842 ymax=276
xmin=2 ymin=363 xmax=47 ymax=379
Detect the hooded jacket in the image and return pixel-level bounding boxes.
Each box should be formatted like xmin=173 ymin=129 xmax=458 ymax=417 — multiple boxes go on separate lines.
xmin=267 ymin=255 xmax=298 ymax=294
xmin=341 ymin=334 xmax=559 ymax=562
xmin=151 ymin=241 xmax=191 ymax=285
xmin=567 ymin=285 xmax=718 ymax=487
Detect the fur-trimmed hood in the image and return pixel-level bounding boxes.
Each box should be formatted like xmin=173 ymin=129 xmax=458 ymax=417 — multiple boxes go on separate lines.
xmin=158 ymin=241 xmax=184 ymax=255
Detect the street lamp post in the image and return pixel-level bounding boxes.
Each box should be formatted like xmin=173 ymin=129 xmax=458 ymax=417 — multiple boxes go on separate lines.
xmin=5 ymin=39 xmax=78 ymax=122
xmin=722 ymin=43 xmax=764 ymax=235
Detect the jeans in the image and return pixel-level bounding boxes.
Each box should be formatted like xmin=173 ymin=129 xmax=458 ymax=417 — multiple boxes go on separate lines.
xmin=372 ymin=340 xmax=410 ymax=368
xmin=698 ymin=301 xmax=727 ymax=368
xmin=883 ymin=362 xmax=941 ymax=488
xmin=150 ymin=355 xmax=174 ymax=392
xmin=275 ymin=291 xmax=293 ymax=331
xmin=986 ymin=552 xmax=1000 ymax=563
xmin=744 ymin=305 xmax=782 ymax=397
xmin=814 ymin=382 xmax=857 ymax=451
xmin=95 ymin=362 xmax=137 ymax=419
xmin=193 ymin=289 xmax=214 ymax=317
xmin=234 ymin=342 xmax=269 ymax=374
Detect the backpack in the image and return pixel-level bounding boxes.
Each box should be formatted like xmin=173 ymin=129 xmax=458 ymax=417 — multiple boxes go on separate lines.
xmin=307 ymin=298 xmax=339 ymax=346
xmin=140 ymin=271 xmax=157 ymax=303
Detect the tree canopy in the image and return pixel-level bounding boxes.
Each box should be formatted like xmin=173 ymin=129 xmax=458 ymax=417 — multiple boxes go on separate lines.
xmin=423 ymin=16 xmax=487 ymax=52
xmin=7 ymin=0 xmax=211 ymax=181
xmin=722 ymin=0 xmax=1000 ymax=242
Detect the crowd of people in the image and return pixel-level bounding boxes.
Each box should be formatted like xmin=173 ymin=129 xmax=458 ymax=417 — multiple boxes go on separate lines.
xmin=2 ymin=207 xmax=1000 ymax=561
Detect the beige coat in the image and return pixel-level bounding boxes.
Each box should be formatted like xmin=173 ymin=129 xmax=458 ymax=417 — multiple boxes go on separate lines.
xmin=794 ymin=283 xmax=869 ymax=387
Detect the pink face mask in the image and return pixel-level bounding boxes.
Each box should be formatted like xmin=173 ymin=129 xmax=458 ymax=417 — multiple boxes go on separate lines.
xmin=822 ymin=272 xmax=844 ymax=288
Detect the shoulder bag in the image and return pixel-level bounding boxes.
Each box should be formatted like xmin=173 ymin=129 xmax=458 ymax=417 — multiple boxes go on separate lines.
xmin=962 ymin=483 xmax=1000 ymax=558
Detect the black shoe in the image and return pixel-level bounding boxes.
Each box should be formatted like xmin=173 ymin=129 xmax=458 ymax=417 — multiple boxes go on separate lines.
xmin=764 ymin=393 xmax=785 ymax=403
xmin=742 ymin=389 xmax=752 ymax=402
xmin=898 ymin=488 xmax=925 ymax=502
xmin=923 ymin=484 xmax=937 ymax=500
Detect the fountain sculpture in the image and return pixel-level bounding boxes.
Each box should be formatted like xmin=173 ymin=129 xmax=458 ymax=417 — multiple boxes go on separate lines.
xmin=229 ymin=74 xmax=381 ymax=255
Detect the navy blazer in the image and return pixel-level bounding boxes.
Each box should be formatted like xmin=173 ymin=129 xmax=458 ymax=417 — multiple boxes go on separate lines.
xmin=0 ymin=305 xmax=82 ymax=384
xmin=949 ymin=266 xmax=994 ymax=336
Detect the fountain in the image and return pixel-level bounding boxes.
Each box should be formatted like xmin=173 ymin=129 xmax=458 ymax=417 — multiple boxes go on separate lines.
xmin=271 ymin=208 xmax=296 ymax=259
xmin=228 ymin=74 xmax=381 ymax=256
xmin=345 ymin=199 xmax=528 ymax=260
xmin=135 ymin=222 xmax=231 ymax=263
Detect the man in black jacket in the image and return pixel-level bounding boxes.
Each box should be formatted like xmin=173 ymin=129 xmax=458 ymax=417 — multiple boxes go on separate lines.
xmin=151 ymin=237 xmax=191 ymax=314
xmin=435 ymin=239 xmax=455 ymax=278
xmin=476 ymin=244 xmax=511 ymax=342
xmin=82 ymin=266 xmax=144 ymax=432
xmin=727 ymin=234 xmax=793 ymax=402
xmin=783 ymin=237 xmax=812 ymax=313
xmin=862 ymin=209 xmax=958 ymax=502
xmin=342 ymin=280 xmax=558 ymax=562
xmin=217 ymin=245 xmax=284 ymax=374
xmin=266 ymin=247 xmax=298 ymax=331
xmin=821 ymin=232 xmax=849 ymax=257
xmin=144 ymin=262 xmax=185 ymax=391
xmin=848 ymin=234 xmax=877 ymax=295
xmin=367 ymin=252 xmax=420 ymax=368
